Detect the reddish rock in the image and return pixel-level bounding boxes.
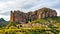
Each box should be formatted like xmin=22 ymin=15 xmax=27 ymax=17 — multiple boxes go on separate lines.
xmin=10 ymin=8 xmax=57 ymax=23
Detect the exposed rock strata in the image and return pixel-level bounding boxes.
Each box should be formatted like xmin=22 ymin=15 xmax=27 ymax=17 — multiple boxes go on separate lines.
xmin=10 ymin=8 xmax=57 ymax=23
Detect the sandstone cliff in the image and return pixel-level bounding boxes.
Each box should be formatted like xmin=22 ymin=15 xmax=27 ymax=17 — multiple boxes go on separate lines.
xmin=10 ymin=8 xmax=57 ymax=23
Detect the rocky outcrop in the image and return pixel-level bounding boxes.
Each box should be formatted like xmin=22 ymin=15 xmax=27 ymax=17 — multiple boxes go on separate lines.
xmin=10 ymin=8 xmax=57 ymax=23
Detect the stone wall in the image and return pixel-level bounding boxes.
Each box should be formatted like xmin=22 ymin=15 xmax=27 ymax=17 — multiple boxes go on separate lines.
xmin=10 ymin=8 xmax=57 ymax=23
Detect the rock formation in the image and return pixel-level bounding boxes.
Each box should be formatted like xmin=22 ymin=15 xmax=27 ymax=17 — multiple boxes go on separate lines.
xmin=10 ymin=8 xmax=57 ymax=23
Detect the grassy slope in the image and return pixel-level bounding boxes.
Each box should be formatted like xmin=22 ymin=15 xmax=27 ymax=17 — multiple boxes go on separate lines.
xmin=0 ymin=16 xmax=60 ymax=34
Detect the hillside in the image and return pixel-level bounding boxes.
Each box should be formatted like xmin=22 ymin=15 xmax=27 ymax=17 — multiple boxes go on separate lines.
xmin=0 ymin=18 xmax=8 ymax=28
xmin=0 ymin=16 xmax=60 ymax=34
xmin=31 ymin=16 xmax=60 ymax=23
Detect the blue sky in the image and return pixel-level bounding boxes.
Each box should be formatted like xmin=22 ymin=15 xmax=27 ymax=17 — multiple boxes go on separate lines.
xmin=0 ymin=0 xmax=60 ymax=21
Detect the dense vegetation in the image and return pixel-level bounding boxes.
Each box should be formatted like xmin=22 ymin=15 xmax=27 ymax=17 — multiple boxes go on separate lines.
xmin=0 ymin=16 xmax=60 ymax=34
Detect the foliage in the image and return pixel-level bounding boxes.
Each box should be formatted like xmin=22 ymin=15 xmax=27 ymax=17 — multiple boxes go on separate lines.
xmin=0 ymin=16 xmax=60 ymax=34
xmin=32 ymin=16 xmax=60 ymax=24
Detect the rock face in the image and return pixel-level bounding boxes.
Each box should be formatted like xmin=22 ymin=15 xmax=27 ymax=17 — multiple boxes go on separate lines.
xmin=10 ymin=8 xmax=57 ymax=23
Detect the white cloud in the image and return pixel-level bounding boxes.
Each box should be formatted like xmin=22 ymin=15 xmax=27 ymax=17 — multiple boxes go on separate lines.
xmin=0 ymin=15 xmax=10 ymax=21
xmin=0 ymin=0 xmax=60 ymax=21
